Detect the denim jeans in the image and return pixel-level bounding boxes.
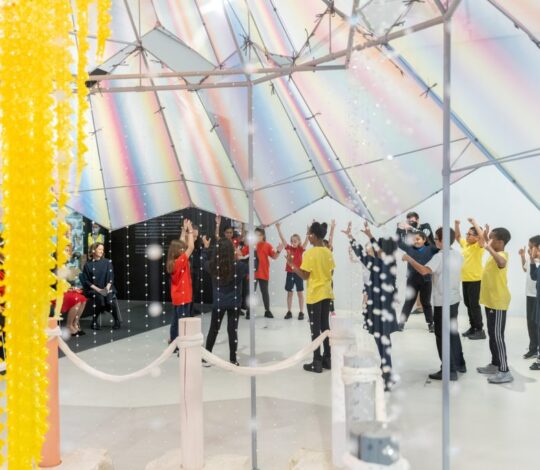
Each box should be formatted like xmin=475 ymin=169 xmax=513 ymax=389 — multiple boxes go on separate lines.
xmin=170 ymin=303 xmax=193 ymax=342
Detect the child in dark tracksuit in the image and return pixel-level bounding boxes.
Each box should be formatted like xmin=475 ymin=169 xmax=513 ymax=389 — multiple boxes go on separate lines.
xmin=397 ymin=231 xmax=438 ymax=332
xmin=528 ymin=236 xmax=540 ymax=371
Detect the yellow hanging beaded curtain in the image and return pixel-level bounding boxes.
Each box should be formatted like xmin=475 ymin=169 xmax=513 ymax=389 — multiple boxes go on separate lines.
xmin=0 ymin=0 xmax=111 ymax=467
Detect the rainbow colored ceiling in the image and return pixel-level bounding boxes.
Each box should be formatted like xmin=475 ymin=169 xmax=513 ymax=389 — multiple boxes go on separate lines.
xmin=68 ymin=0 xmax=540 ymax=229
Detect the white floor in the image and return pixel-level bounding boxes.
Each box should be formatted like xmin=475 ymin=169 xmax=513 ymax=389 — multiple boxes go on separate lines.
xmin=57 ymin=309 xmax=540 ymax=470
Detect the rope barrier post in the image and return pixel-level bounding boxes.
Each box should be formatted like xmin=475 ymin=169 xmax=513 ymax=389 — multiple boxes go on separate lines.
xmin=40 ymin=319 xmax=61 ymax=467
xmin=179 ymin=317 xmax=204 ymax=470
xmin=330 ymin=316 xmax=356 ymax=468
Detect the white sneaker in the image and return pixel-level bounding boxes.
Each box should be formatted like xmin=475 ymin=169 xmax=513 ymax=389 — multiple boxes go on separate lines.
xmin=476 ymin=363 xmax=498 ymax=374
xmin=488 ymin=371 xmax=514 ymax=384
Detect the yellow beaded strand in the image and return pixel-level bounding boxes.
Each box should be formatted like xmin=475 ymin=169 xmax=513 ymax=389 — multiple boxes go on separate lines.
xmin=0 ymin=0 xmax=110 ymax=467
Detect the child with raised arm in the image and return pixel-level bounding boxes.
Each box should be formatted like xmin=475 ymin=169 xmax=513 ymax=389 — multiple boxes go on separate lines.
xmin=276 ymin=222 xmax=308 ymax=320
xmin=397 ymin=230 xmax=437 ymax=332
xmin=287 ymin=222 xmax=335 ymax=373
xmin=166 ymin=219 xmax=195 ymax=343
xmin=201 ymin=236 xmax=249 ymax=366
xmin=345 ymin=221 xmax=399 ymax=391
xmin=527 ymin=236 xmax=540 ymax=370
xmin=455 ymin=218 xmax=486 ymax=340
xmin=403 ymin=227 xmax=466 ymax=381
xmin=475 ymin=225 xmax=513 ymax=384
xmin=520 ymin=236 xmax=540 ymax=360
xmin=253 ymin=227 xmax=283 ymax=319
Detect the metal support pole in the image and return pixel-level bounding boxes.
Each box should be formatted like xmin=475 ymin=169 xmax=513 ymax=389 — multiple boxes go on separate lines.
xmin=247 ymin=81 xmax=259 ymax=470
xmin=441 ymin=8 xmax=453 ymax=470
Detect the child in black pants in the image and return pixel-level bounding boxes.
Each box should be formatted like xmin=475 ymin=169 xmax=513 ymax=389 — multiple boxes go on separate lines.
xmin=527 ymin=236 xmax=540 ymax=370
xmin=476 ymin=226 xmax=513 ymax=384
xmin=397 ymin=231 xmax=437 ymax=332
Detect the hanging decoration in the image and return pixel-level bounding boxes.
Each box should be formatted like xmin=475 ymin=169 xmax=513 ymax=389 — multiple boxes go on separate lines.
xmin=0 ymin=0 xmax=111 ymax=467
xmin=75 ymin=0 xmax=91 ymax=189
xmin=96 ymin=0 xmax=112 ymax=60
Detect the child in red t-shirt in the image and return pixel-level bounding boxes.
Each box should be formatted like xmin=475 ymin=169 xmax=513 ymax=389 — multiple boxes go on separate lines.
xmin=166 ymin=219 xmax=195 ymax=342
xmin=276 ymin=222 xmax=309 ymax=320
xmin=254 ymin=227 xmax=283 ymax=319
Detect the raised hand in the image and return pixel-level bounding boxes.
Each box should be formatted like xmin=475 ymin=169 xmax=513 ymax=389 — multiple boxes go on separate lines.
xmin=341 ymin=221 xmax=352 ymax=239
xmin=467 ymin=217 xmax=475 ymax=225
xmin=330 ymin=219 xmax=336 ymax=227
xmin=455 ymin=219 xmax=461 ymax=225
xmin=215 ymin=215 xmax=221 ymax=225
xmin=185 ymin=219 xmax=193 ymax=231
xmin=361 ymin=220 xmax=373 ymax=239
xmin=201 ymin=235 xmax=211 ymax=249
xmin=277 ymin=242 xmax=284 ymax=252
xmin=518 ymin=246 xmax=526 ymax=257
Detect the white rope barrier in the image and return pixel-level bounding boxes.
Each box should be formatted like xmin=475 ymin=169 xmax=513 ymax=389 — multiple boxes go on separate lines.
xmin=342 ymin=366 xmax=387 ymax=422
xmin=200 ymin=330 xmax=331 ymax=376
xmin=56 ymin=330 xmax=331 ymax=380
xmin=46 ymin=326 xmax=62 ymax=340
xmin=57 ymin=337 xmax=179 ymax=383
xmin=0 ymin=325 xmax=62 ymax=373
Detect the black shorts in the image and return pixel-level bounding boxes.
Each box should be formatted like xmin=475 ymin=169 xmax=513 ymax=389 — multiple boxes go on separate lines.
xmin=285 ymin=272 xmax=304 ymax=292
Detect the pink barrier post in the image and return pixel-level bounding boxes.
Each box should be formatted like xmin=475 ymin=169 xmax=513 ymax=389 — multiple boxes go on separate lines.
xmin=40 ymin=318 xmax=61 ymax=467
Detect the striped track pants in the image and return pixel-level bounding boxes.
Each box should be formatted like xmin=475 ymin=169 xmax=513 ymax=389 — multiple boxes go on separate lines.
xmin=486 ymin=308 xmax=509 ymax=372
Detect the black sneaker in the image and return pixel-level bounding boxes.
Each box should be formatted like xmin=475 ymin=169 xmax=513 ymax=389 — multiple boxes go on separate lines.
xmin=462 ymin=327 xmax=474 ymax=337
xmin=468 ymin=329 xmax=486 ymax=340
xmin=429 ymin=370 xmax=458 ymax=381
xmin=428 ymin=323 xmax=435 ymax=333
xmin=230 ymin=360 xmax=239 ymax=367
xmin=398 ymin=323 xmax=405 ymax=332
xmin=523 ymin=350 xmax=537 ymax=359
xmin=298 ymin=312 xmax=305 ymax=320
xmin=530 ymin=362 xmax=540 ymax=371
xmin=303 ymin=361 xmax=323 ymax=373
xmin=458 ymin=364 xmax=467 ymax=373
xmin=322 ymin=357 xmax=331 ymax=370
xmin=245 ymin=312 xmax=250 ymax=320
xmin=284 ymin=311 xmax=293 ymax=320
xmin=264 ymin=311 xmax=274 ymax=319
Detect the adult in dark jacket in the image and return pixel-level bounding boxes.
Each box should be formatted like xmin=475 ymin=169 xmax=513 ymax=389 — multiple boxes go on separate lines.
xmin=344 ymin=221 xmax=399 ymax=390
xmin=202 ymin=237 xmax=249 ymax=365
xmin=396 ymin=211 xmax=435 ymax=246
xmin=80 ymin=242 xmax=121 ymax=330
xmin=397 ymin=231 xmax=438 ymax=332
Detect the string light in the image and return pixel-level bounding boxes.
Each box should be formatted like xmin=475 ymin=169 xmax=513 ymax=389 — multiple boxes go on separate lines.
xmin=161 ymin=221 xmax=166 ymax=326
xmin=126 ymin=226 xmax=132 ymax=336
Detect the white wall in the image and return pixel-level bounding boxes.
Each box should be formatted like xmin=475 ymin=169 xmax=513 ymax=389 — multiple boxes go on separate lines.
xmin=263 ymin=167 xmax=540 ymax=317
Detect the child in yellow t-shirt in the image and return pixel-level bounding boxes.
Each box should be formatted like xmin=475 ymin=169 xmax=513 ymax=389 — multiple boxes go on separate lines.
xmin=455 ymin=218 xmax=486 ymax=340
xmin=286 ymin=221 xmax=335 ymax=374
xmin=476 ymin=225 xmax=513 ymax=384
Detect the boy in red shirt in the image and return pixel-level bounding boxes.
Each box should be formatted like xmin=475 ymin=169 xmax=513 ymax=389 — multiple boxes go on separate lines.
xmin=254 ymin=227 xmax=283 ymax=319
xmin=276 ymin=223 xmax=309 ymax=320
xmin=166 ymin=219 xmax=195 ymax=343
